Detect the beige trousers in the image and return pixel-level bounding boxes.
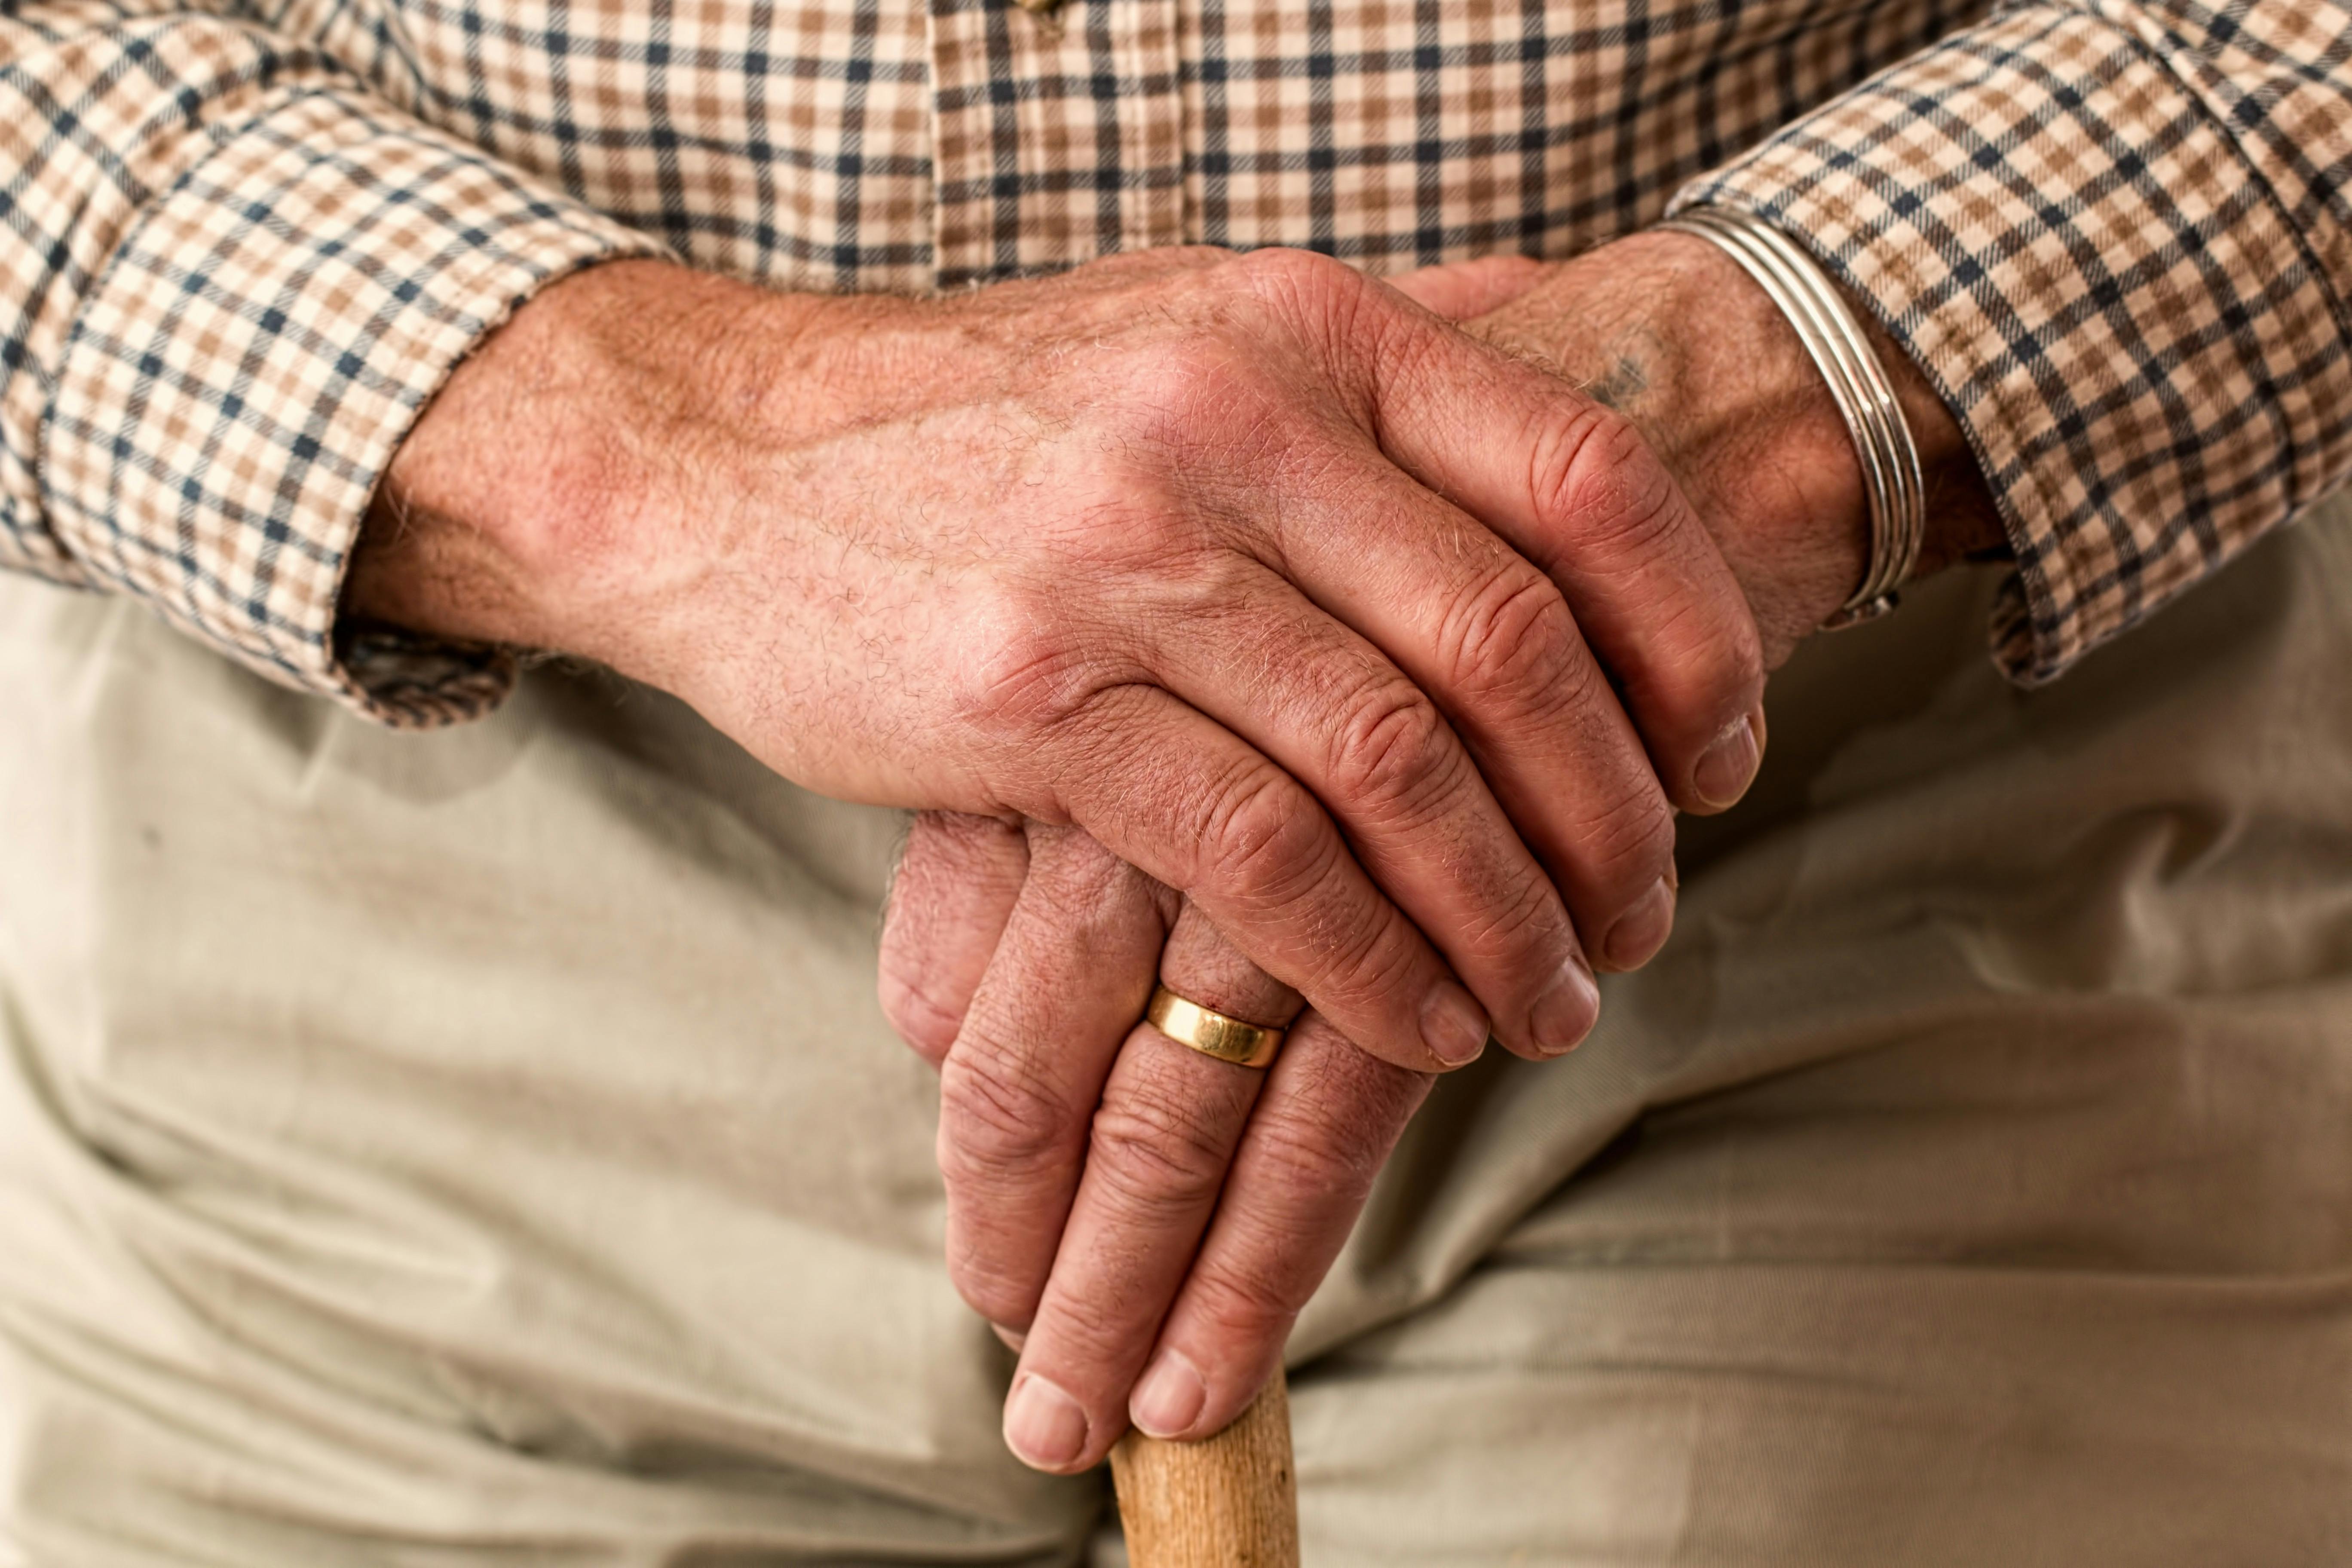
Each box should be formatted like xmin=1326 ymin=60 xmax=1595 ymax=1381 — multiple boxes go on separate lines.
xmin=3 ymin=496 xmax=2350 ymax=1566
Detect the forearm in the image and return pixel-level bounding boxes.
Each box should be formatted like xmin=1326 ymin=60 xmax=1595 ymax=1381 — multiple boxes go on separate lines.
xmin=344 ymin=259 xmax=805 ymax=686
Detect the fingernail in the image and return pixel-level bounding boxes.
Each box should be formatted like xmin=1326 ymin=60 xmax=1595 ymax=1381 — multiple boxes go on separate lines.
xmin=1130 ymin=1349 xmax=1207 ymax=1439
xmin=1694 ymin=710 xmax=1764 ymax=810
xmin=1529 ymin=956 xmax=1602 ymax=1056
xmin=1420 ymin=980 xmax=1490 ymax=1067
xmin=1004 ymin=1373 xmax=1089 ymax=1471
xmin=991 ymin=1323 xmax=1027 ymax=1352
xmin=1604 ymin=876 xmax=1676 ymax=971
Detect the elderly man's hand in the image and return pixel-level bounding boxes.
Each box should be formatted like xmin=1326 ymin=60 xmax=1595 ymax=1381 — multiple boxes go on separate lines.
xmin=882 ymin=230 xmax=2009 ymax=1473
xmin=350 ymin=246 xmax=1767 ymax=1075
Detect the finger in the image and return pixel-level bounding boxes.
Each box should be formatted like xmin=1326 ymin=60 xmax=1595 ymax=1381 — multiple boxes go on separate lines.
xmin=1128 ymin=1012 xmax=1432 ymax=1442
xmin=1363 ymin=299 xmax=1768 ymax=822
xmin=1382 ymin=254 xmax=1550 ymax=320
xmin=1001 ymin=903 xmax=1299 ymax=1474
xmin=937 ymin=826 xmax=1175 ymax=1332
xmin=879 ymin=812 xmax=1030 ymax=1067
xmin=1050 ymin=681 xmax=1492 ymax=1075
xmin=1142 ymin=558 xmax=1604 ymax=1057
xmin=1228 ymin=449 xmax=1680 ymax=978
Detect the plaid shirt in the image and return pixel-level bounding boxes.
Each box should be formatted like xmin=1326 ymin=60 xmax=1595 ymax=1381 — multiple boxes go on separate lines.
xmin=1 ymin=0 xmax=2346 ymax=722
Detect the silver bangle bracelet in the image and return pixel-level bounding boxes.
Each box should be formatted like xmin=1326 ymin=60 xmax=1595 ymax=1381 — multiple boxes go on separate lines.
xmin=1654 ymin=205 xmax=1925 ymax=630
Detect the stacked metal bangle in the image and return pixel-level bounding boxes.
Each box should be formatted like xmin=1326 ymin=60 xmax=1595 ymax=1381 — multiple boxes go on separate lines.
xmin=1655 ymin=205 xmax=1926 ymax=630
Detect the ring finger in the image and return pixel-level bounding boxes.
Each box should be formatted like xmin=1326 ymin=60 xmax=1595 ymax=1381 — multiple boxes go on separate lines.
xmin=999 ymin=903 xmax=1300 ymax=1473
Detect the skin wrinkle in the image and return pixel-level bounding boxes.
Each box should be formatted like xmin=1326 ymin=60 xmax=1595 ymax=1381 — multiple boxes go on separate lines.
xmin=1084 ymin=1076 xmax=1250 ymax=1218
xmin=1232 ymin=412 xmax=1677 ymax=962
xmin=938 ymin=830 xmax=1180 ymax=1331
xmin=1431 ymin=567 xmax=1578 ymax=731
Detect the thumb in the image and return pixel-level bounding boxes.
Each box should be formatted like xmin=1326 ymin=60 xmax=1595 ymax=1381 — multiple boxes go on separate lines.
xmin=1383 ymin=254 xmax=1551 ymax=320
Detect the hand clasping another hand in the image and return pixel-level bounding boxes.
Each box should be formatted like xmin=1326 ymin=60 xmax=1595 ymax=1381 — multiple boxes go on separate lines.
xmin=880 ymin=233 xmax=2007 ymax=1473
xmin=348 ymin=234 xmax=1842 ymax=1479
xmin=355 ymin=245 xmax=1767 ymax=1074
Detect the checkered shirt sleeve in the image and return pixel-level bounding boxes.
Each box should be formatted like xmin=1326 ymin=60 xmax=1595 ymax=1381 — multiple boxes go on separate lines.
xmin=0 ymin=1 xmax=663 ymax=724
xmin=8 ymin=0 xmax=2349 ymax=717
xmin=1678 ymin=0 xmax=2352 ymax=686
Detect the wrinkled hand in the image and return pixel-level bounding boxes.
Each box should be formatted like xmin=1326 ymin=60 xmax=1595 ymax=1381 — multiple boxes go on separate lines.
xmin=887 ymin=812 xmax=1428 ymax=1473
xmin=883 ymin=232 xmax=2008 ymax=1473
xmin=352 ymin=245 xmax=1769 ymax=1075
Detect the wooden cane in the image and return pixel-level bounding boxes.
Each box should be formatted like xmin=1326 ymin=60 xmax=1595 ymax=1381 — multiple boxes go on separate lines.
xmin=1110 ymin=1367 xmax=1299 ymax=1567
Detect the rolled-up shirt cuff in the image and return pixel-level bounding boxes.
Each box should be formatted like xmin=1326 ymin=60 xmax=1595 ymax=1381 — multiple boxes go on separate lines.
xmin=42 ymin=86 xmax=667 ymax=726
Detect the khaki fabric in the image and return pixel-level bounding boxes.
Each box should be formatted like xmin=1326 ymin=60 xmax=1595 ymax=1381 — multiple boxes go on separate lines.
xmin=4 ymin=495 xmax=2352 ymax=1565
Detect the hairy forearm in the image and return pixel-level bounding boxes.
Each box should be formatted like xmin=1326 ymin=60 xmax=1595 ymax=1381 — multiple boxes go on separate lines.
xmin=344 ymin=259 xmax=812 ymax=685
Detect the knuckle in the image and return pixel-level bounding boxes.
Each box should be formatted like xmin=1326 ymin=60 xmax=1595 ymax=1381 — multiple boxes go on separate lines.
xmin=1284 ymin=1028 xmax=1436 ymax=1118
xmin=944 ymin=1231 xmax=1043 ymax=1330
xmin=1035 ymin=1277 xmax=1133 ymax=1364
xmin=1634 ymin=605 xmax=1765 ymax=741
xmin=1453 ymin=864 xmax=1571 ymax=968
xmin=1130 ymin=334 xmax=1257 ymax=429
xmin=1323 ymin=679 xmax=1463 ymax=829
xmin=1085 ymin=1077 xmax=1234 ymax=1216
xmin=1531 ymin=404 xmax=1682 ymax=557
xmin=1686 ymin=596 xmax=1767 ymax=709
xmin=1440 ymin=566 xmax=1580 ymax=714
xmin=1542 ymin=636 xmax=1611 ymax=729
xmin=959 ymin=608 xmax=1173 ymax=772
xmin=1185 ymin=1253 xmax=1307 ymax=1342
xmin=1238 ymin=1108 xmax=1381 ymax=1204
xmin=956 ymin=592 xmax=1096 ymax=735
xmin=1231 ymin=245 xmax=1359 ymax=309
xmin=1522 ymin=408 xmax=1765 ymax=738
xmin=1571 ymin=777 xmax=1678 ymax=891
xmin=1230 ymin=249 xmax=1388 ymax=380
xmin=937 ymin=1053 xmax=1082 ymax=1187
xmin=1199 ymin=765 xmax=1340 ymax=914
xmin=1720 ymin=616 xmax=1766 ymax=704
xmin=877 ymin=968 xmax=962 ymax=1066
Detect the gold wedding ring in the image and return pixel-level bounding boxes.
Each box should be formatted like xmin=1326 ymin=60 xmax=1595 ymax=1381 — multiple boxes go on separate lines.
xmin=1145 ymin=986 xmax=1285 ymax=1069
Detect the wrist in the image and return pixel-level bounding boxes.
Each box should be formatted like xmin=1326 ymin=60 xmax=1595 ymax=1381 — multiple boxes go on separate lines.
xmin=1469 ymin=229 xmax=2006 ymax=664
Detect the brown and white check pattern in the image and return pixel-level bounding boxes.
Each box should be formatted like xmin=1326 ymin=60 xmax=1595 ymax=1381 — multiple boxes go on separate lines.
xmin=1 ymin=0 xmax=2345 ymax=720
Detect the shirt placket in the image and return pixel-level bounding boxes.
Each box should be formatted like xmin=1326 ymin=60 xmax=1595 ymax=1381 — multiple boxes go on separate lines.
xmin=925 ymin=0 xmax=1187 ymax=286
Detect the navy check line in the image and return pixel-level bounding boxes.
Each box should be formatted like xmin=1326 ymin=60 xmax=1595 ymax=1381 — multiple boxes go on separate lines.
xmin=833 ymin=0 xmax=885 ymax=287
xmin=1194 ymin=0 xmax=1234 ymax=247
xmin=49 ymin=116 xmax=609 ymax=658
xmin=982 ymin=0 xmax=1022 ymax=279
xmin=1412 ymin=0 xmax=1442 ymax=263
xmin=1307 ymin=0 xmax=1335 ymax=254
xmin=1516 ymin=0 xmax=1546 ymax=251
xmin=1084 ymin=0 xmax=1124 ymax=258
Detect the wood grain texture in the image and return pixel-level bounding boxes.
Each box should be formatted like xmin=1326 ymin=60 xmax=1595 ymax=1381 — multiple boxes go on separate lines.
xmin=1110 ymin=1369 xmax=1298 ymax=1568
